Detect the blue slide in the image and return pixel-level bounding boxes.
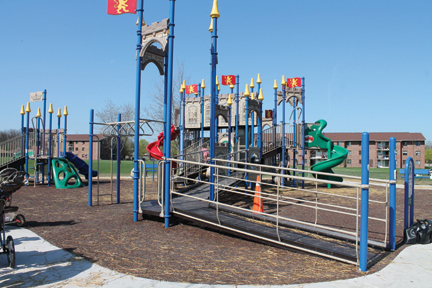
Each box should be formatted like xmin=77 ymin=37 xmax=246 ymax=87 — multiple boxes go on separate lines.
xmin=64 ymin=152 xmax=98 ymax=180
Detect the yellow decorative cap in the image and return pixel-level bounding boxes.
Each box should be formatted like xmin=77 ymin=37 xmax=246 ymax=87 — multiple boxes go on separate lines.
xmin=217 ymin=85 xmax=220 ymax=92
xmin=258 ymin=88 xmax=264 ymax=101
xmin=20 ymin=105 xmax=25 ymax=115
xmin=48 ymin=103 xmax=53 ymax=114
xmin=257 ymin=73 xmax=262 ymax=84
xmin=250 ymin=78 xmax=255 ymax=88
xmin=210 ymin=0 xmax=220 ymax=18
xmin=227 ymin=94 xmax=233 ymax=106
xmin=63 ymin=106 xmax=68 ymax=116
xmin=230 ymin=84 xmax=234 ymax=89
xmin=251 ymin=92 xmax=255 ymax=100
xmin=136 ymin=17 xmax=145 ymax=26
xmin=215 ymin=75 xmax=219 ymax=86
xmin=244 ymin=84 xmax=250 ymax=97
xmin=209 ymin=18 xmax=213 ymax=32
xmin=25 ymin=102 xmax=31 ymax=113
xmin=281 ymin=75 xmax=286 ymax=86
xmin=57 ymin=108 xmax=62 ymax=118
xmin=201 ymin=79 xmax=206 ymax=89
xmin=36 ymin=108 xmax=41 ymax=118
xmin=182 ymin=80 xmax=186 ymax=90
xmin=180 ymin=87 xmax=184 ymax=93
xmin=194 ymin=91 xmax=199 ymax=96
xmin=273 ymin=79 xmax=278 ymax=89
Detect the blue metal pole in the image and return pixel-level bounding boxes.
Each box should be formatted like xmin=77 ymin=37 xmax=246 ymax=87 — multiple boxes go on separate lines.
xmin=282 ymin=80 xmax=286 ymax=186
xmin=116 ymin=113 xmax=121 ymax=203
xmin=301 ymin=77 xmax=305 ymax=188
xmin=245 ymin=87 xmax=250 ymax=188
xmin=63 ymin=114 xmax=67 ymax=156
xmin=21 ymin=111 xmax=24 ymax=158
xmin=25 ymin=106 xmax=30 ymax=178
xmin=48 ymin=110 xmax=52 ymax=187
xmin=57 ymin=113 xmax=61 ymax=158
xmin=36 ymin=117 xmax=40 ymax=184
xmin=273 ymin=83 xmax=277 ymax=168
xmin=258 ymin=84 xmax=262 ymax=158
xmin=209 ymin=15 xmax=218 ymax=201
xmin=235 ymin=75 xmax=240 ymax=147
xmin=43 ymin=90 xmax=47 ymax=156
xmin=89 ymin=109 xmax=94 ymax=206
xmin=292 ymin=89 xmax=297 ymax=186
xmin=404 ymin=157 xmax=414 ymax=228
xmin=163 ymin=0 xmax=176 ymax=227
xmin=250 ymin=83 xmax=254 ymax=148
xmin=359 ymin=132 xmax=369 ymax=272
xmin=133 ymin=0 xmax=144 ymax=222
xmin=389 ymin=137 xmax=396 ymax=250
xmin=200 ymin=83 xmax=204 ymax=144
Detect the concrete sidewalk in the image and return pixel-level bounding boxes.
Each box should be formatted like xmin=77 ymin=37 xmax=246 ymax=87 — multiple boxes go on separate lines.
xmin=0 ymin=227 xmax=431 ymax=287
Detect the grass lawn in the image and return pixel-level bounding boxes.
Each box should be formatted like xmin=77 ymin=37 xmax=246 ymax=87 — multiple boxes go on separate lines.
xmin=85 ymin=159 xmax=156 ymax=177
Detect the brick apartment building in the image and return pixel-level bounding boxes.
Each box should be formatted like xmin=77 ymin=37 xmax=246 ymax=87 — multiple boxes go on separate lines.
xmin=304 ymin=132 xmax=426 ymax=169
xmin=66 ymin=134 xmax=113 ymax=160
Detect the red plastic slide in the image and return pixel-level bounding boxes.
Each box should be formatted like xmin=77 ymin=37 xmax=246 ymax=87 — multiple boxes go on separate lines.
xmin=146 ymin=125 xmax=180 ymax=161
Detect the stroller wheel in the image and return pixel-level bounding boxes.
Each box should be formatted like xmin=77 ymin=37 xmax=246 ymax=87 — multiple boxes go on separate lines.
xmin=15 ymin=214 xmax=25 ymax=227
xmin=6 ymin=236 xmax=15 ymax=268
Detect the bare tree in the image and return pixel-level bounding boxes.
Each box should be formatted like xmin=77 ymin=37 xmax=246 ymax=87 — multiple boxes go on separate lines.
xmin=426 ymin=140 xmax=432 ymax=150
xmin=0 ymin=129 xmax=21 ymax=142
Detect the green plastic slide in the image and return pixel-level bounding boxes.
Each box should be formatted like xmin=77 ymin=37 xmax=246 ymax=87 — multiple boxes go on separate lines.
xmin=51 ymin=158 xmax=84 ymax=189
xmin=305 ymin=119 xmax=348 ymax=182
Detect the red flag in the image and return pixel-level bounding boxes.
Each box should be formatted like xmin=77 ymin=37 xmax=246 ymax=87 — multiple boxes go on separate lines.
xmin=107 ymin=0 xmax=137 ymax=15
xmin=287 ymin=77 xmax=301 ymax=88
xmin=222 ymin=75 xmax=236 ymax=86
xmin=265 ymin=110 xmax=273 ymax=119
xmin=186 ymin=84 xmax=198 ymax=94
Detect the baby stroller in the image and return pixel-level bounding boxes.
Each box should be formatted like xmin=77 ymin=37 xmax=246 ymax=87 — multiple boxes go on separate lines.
xmin=0 ymin=168 xmax=27 ymax=227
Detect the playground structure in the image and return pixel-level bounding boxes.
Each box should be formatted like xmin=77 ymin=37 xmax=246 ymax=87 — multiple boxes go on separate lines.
xmin=85 ymin=0 xmax=422 ymax=273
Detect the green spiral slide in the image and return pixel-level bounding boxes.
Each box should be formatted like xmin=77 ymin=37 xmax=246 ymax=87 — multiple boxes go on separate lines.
xmin=305 ymin=119 xmax=348 ymax=182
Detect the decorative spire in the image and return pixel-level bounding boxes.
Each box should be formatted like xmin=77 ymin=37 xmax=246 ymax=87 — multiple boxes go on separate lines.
xmin=63 ymin=106 xmax=68 ymax=116
xmin=136 ymin=17 xmax=145 ymax=26
xmin=258 ymin=88 xmax=264 ymax=101
xmin=251 ymin=92 xmax=255 ymax=100
xmin=182 ymin=80 xmax=186 ymax=90
xmin=215 ymin=75 xmax=219 ymax=86
xmin=250 ymin=78 xmax=255 ymax=89
xmin=194 ymin=92 xmax=199 ymax=96
xmin=281 ymin=75 xmax=286 ymax=86
xmin=209 ymin=18 xmax=213 ymax=32
xmin=36 ymin=108 xmax=41 ymax=118
xmin=180 ymin=86 xmax=183 ymax=93
xmin=210 ymin=0 xmax=220 ymax=18
xmin=48 ymin=103 xmax=53 ymax=114
xmin=273 ymin=79 xmax=278 ymax=89
xmin=244 ymin=84 xmax=250 ymax=97
xmin=217 ymin=85 xmax=220 ymax=92
xmin=257 ymin=73 xmax=262 ymax=84
xmin=57 ymin=108 xmax=62 ymax=118
xmin=227 ymin=94 xmax=233 ymax=106
xmin=25 ymin=102 xmax=31 ymax=113
xmin=20 ymin=105 xmax=25 ymax=115
xmin=230 ymin=84 xmax=234 ymax=90
xmin=201 ymin=79 xmax=206 ymax=89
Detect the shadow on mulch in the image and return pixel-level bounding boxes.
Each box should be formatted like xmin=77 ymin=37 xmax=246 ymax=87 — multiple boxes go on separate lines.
xmin=9 ymin=179 xmax=432 ymax=286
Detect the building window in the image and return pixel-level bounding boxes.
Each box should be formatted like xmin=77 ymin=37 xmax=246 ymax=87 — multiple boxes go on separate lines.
xmin=403 ymin=141 xmax=408 ymax=147
xmin=75 ymin=147 xmax=78 ymax=151
xmin=347 ymin=159 xmax=351 ymax=164
xmin=347 ymin=142 xmax=351 ymax=146
xmin=403 ymin=151 xmax=408 ymax=156
xmin=395 ymin=151 xmax=398 ymax=155
xmin=416 ymin=142 xmax=421 ymax=146
xmin=359 ymin=150 xmax=361 ymax=155
xmin=348 ymin=150 xmax=352 ymax=155
xmin=359 ymin=160 xmax=361 ymax=164
xmin=416 ymin=160 xmax=421 ymax=165
xmin=82 ymin=147 xmax=85 ymax=151
xmin=304 ymin=151 xmax=307 ymax=155
xmin=82 ymin=141 xmax=85 ymax=145
xmin=416 ymin=151 xmax=421 ymax=156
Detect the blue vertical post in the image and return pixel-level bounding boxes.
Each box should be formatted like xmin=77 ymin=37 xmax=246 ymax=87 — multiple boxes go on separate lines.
xmin=48 ymin=105 xmax=53 ymax=187
xmin=36 ymin=113 xmax=40 ymax=184
xmin=25 ymin=103 xmax=30 ymax=179
xmin=63 ymin=107 xmax=68 ymax=156
xmin=301 ymin=77 xmax=305 ymax=188
xmin=200 ymin=80 xmax=205 ymax=144
xmin=89 ymin=109 xmax=94 ymax=206
xmin=389 ymin=137 xmax=396 ymax=250
xmin=163 ymin=0 xmax=176 ymax=227
xmin=292 ymin=89 xmax=297 ymax=186
xmin=209 ymin=1 xmax=219 ymax=201
xmin=116 ymin=113 xmax=121 ymax=203
xmin=257 ymin=75 xmax=262 ymax=158
xmin=359 ymin=132 xmax=369 ymax=272
xmin=20 ymin=106 xmax=25 ymax=158
xmin=228 ymin=87 xmax=233 ymax=176
xmin=133 ymin=0 xmax=144 ymax=222
xmin=404 ymin=157 xmax=415 ymax=228
xmin=180 ymin=86 xmax=185 ymax=155
xmin=42 ymin=90 xmax=47 ymax=156
xmin=273 ymin=80 xmax=277 ymax=168
xmin=244 ymin=85 xmax=250 ymax=187
xmin=281 ymin=77 xmax=286 ymax=186
xmin=57 ymin=109 xmax=61 ymax=158
xmin=250 ymin=79 xmax=255 ymax=148
xmin=235 ymin=75 xmax=240 ymax=147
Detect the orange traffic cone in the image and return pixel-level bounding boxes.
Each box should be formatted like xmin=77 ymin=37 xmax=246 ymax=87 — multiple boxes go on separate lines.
xmin=252 ymin=175 xmax=264 ymax=213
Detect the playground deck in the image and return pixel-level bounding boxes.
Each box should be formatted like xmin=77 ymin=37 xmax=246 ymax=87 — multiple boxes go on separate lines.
xmin=140 ymin=177 xmax=383 ymax=265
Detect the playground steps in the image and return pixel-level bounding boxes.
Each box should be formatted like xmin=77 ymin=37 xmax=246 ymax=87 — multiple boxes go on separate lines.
xmin=0 ymin=158 xmax=25 ymax=172
xmin=140 ymin=176 xmax=383 ymax=265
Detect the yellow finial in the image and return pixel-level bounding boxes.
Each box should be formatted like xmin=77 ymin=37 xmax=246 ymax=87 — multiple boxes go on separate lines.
xmin=36 ymin=108 xmax=41 ymax=118
xmin=251 ymin=92 xmax=255 ymax=100
xmin=182 ymin=80 xmax=186 ymax=90
xmin=281 ymin=75 xmax=286 ymax=86
xmin=25 ymin=102 xmax=31 ymax=113
xmin=48 ymin=103 xmax=53 ymax=114
xmin=209 ymin=18 xmax=213 ymax=32
xmin=227 ymin=94 xmax=233 ymax=106
xmin=136 ymin=17 xmax=145 ymax=26
xmin=230 ymin=84 xmax=234 ymax=89
xmin=194 ymin=91 xmax=199 ymax=96
xmin=273 ymin=79 xmax=278 ymax=89
xmin=217 ymin=85 xmax=220 ymax=92
xmin=257 ymin=73 xmax=262 ymax=84
xmin=20 ymin=105 xmax=25 ymax=115
xmin=180 ymin=86 xmax=183 ymax=93
xmin=63 ymin=106 xmax=68 ymax=116
xmin=250 ymin=78 xmax=255 ymax=89
xmin=210 ymin=0 xmax=220 ymax=18
xmin=258 ymin=88 xmax=264 ymax=101
xmin=57 ymin=108 xmax=62 ymax=118
xmin=215 ymin=75 xmax=219 ymax=86
xmin=201 ymin=79 xmax=206 ymax=89
xmin=244 ymin=84 xmax=250 ymax=97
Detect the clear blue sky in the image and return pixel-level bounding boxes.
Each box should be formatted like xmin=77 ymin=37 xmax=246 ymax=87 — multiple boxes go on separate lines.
xmin=1 ymin=0 xmax=431 ymax=142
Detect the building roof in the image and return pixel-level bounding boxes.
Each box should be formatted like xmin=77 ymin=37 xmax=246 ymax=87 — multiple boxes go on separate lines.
xmin=66 ymin=134 xmax=106 ymax=142
xmin=323 ymin=132 xmax=426 ymax=142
